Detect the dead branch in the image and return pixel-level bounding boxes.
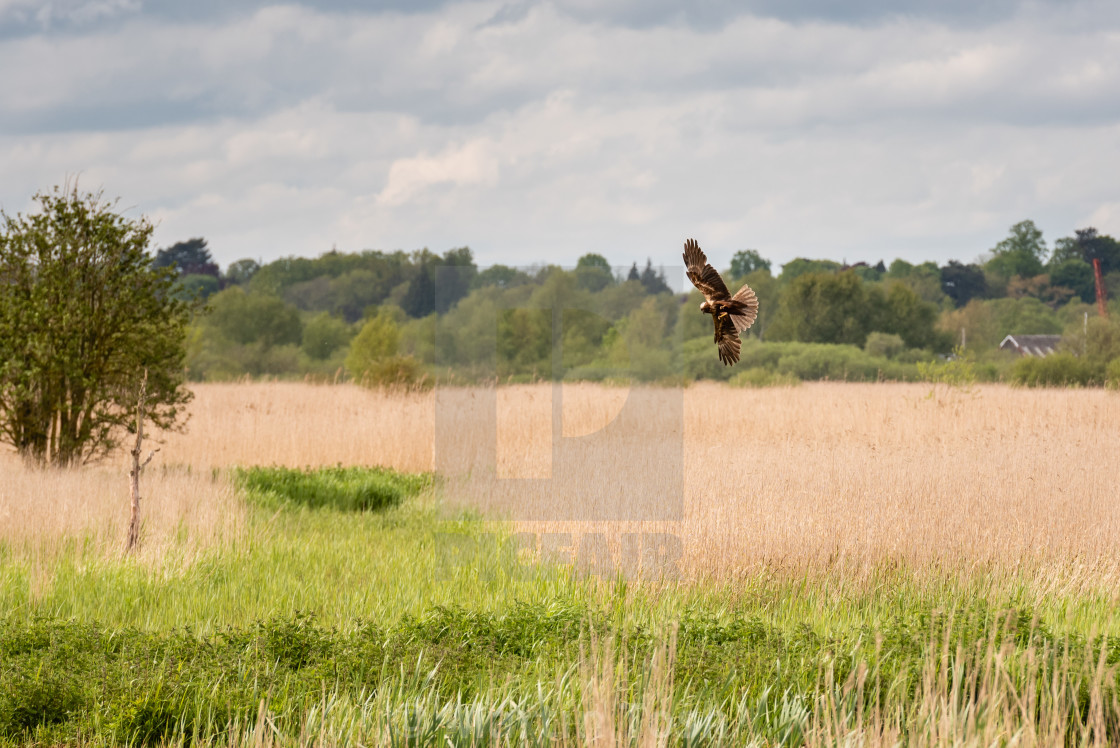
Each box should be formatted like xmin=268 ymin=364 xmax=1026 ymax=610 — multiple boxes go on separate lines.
xmin=126 ymin=369 xmax=155 ymax=553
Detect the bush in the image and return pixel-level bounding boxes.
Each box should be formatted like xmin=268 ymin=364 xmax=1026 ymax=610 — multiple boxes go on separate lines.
xmin=346 ymin=309 xmax=428 ymax=387
xmin=354 ymin=354 xmax=428 ymax=389
xmin=1107 ymin=359 xmax=1120 ymax=390
xmin=776 ymin=344 xmax=881 ymax=381
xmin=918 ymin=346 xmax=978 ymax=388
xmin=1010 ymin=353 xmax=1103 ymax=387
xmin=235 ymin=465 xmax=433 ymax=512
xmin=301 ymin=312 xmax=352 ymax=360
xmin=681 ymin=339 xmax=922 ymax=383
xmin=864 ymin=332 xmax=905 ymax=359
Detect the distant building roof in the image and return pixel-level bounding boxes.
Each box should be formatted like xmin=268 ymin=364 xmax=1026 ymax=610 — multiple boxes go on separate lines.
xmin=999 ymin=334 xmax=1062 ymax=357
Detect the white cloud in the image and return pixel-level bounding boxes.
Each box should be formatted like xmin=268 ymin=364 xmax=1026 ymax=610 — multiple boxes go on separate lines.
xmin=1 ymin=0 xmax=1120 ymax=271
xmin=377 ymin=139 xmax=500 ymax=206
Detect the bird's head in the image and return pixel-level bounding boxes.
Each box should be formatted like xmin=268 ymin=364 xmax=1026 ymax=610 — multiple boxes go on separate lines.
xmin=699 ymin=301 xmax=711 ymax=314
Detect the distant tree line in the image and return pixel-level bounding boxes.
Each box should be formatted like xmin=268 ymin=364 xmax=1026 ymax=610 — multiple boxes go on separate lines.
xmin=169 ymin=219 xmax=1120 ymax=385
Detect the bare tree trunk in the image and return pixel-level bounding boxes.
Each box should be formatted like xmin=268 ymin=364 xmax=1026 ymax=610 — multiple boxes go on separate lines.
xmin=126 ymin=370 xmax=158 ymax=553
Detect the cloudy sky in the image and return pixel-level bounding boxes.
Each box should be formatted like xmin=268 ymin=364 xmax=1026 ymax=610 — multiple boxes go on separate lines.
xmin=2 ymin=0 xmax=1119 ymax=272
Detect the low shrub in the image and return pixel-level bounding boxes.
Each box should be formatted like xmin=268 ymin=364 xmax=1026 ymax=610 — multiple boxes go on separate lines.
xmin=235 ymin=465 xmax=433 ymax=512
xmin=918 ymin=346 xmax=978 ymax=388
xmin=1107 ymin=358 xmax=1120 ymax=390
xmin=0 ymin=599 xmax=1113 ymax=746
xmin=864 ymin=332 xmax=905 ymax=359
xmin=1010 ymin=353 xmax=1103 ymax=387
xmin=354 ymin=355 xmax=430 ymax=389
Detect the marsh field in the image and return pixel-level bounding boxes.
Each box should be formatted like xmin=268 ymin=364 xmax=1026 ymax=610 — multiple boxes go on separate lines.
xmin=2 ymin=381 xmax=1119 ymax=746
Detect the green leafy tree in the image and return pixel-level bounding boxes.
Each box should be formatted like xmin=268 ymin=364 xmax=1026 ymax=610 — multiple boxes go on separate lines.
xmin=638 ymin=259 xmax=671 ymax=295
xmin=225 ymin=258 xmax=260 ymax=285
xmin=153 ymin=237 xmax=219 ymax=277
xmin=400 ymin=247 xmax=477 ymax=318
xmin=435 ymin=247 xmax=477 ymax=314
xmin=0 ymin=186 xmax=193 ymax=466
xmin=497 ymin=307 xmax=551 ymax=377
xmin=347 ymin=309 xmax=400 ymax=364
xmin=205 ymin=287 xmax=302 ymax=347
xmin=985 ymin=220 xmax=1048 ymax=280
xmin=176 ymin=274 xmax=220 ymax=300
xmin=474 ymin=264 xmax=530 ymax=290
xmin=601 ymin=296 xmax=676 ymax=380
xmin=301 ymin=312 xmax=353 ymax=360
xmin=849 ymin=262 xmax=884 ymax=283
xmin=322 ymin=269 xmax=380 ymax=322
xmin=778 ymin=258 xmax=842 ymax=284
xmin=574 ymin=253 xmax=615 ymax=292
xmin=767 ymin=271 xmax=870 ymax=345
xmin=1051 ymin=229 xmax=1120 ymax=302
xmin=402 ymin=252 xmax=437 ymax=318
xmin=878 ymin=281 xmax=947 ymax=350
xmin=729 ymin=249 xmax=771 ymax=278
xmin=886 ymin=260 xmax=946 ymax=305
xmin=345 ymin=308 xmax=425 ymax=387
xmin=576 ymin=253 xmax=611 ymax=271
xmin=940 ymin=261 xmax=987 ymax=307
xmin=1073 ymin=228 xmax=1120 ymax=274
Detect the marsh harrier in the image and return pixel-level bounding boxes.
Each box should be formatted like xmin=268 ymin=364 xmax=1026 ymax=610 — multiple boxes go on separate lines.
xmin=683 ymin=239 xmax=759 ymax=366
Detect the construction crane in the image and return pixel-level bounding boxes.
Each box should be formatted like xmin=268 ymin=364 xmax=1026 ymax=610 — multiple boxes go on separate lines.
xmin=1092 ymin=257 xmax=1108 ymax=318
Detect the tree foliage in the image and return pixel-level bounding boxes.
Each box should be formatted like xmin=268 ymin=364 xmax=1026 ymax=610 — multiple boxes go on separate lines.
xmin=205 ymin=287 xmax=302 ymax=347
xmin=940 ymin=261 xmax=987 ymax=307
xmin=302 ymin=312 xmax=352 ymax=361
xmin=225 ymin=258 xmax=261 ymax=285
xmin=985 ymin=220 xmax=1048 ymax=280
xmin=638 ymin=259 xmax=671 ymax=295
xmin=778 ymin=258 xmax=842 ymax=284
xmin=345 ymin=309 xmax=401 ymax=377
xmin=729 ymin=249 xmax=771 ymax=278
xmin=175 ymin=216 xmax=1115 ymax=386
xmin=1048 ymin=258 xmax=1093 ymax=302
xmin=574 ymin=253 xmax=615 ymax=292
xmin=0 ymin=186 xmax=192 ymax=466
xmin=153 ymin=237 xmax=219 ymax=277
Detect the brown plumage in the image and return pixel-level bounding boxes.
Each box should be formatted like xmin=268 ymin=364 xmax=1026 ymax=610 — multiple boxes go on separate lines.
xmin=683 ymin=238 xmax=759 ymax=365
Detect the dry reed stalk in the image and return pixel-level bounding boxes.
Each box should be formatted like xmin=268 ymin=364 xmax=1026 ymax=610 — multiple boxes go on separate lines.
xmin=0 ymin=451 xmax=243 ymax=570
xmin=438 ymin=381 xmax=1120 ymax=590
xmin=152 ymin=382 xmax=435 ymax=473
xmin=13 ymin=380 xmax=1115 ymax=591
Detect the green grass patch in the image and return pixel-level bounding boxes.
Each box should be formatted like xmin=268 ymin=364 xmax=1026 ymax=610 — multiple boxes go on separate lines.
xmin=234 ymin=464 xmax=434 ymax=512
xmin=2 ymin=601 xmax=1120 ymax=746
xmin=4 ymin=464 xmax=1120 ymax=744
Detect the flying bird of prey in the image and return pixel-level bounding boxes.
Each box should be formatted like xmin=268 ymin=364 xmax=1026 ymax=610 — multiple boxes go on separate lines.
xmin=683 ymin=239 xmax=759 ymax=366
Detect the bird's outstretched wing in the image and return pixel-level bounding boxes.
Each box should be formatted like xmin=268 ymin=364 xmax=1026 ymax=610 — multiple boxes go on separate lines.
xmin=683 ymin=239 xmax=730 ymax=301
xmin=713 ymin=312 xmax=741 ymax=365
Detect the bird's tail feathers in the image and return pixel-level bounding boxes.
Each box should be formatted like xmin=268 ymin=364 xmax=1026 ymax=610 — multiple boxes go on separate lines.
xmin=727 ymin=285 xmax=759 ymax=332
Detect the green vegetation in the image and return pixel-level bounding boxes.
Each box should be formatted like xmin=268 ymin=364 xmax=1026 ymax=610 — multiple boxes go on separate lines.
xmin=3 ymin=466 xmax=1120 ymax=744
xmin=1011 ymin=353 xmax=1104 ymax=387
xmin=6 ymin=598 xmax=1120 ymax=745
xmin=165 ymin=219 xmax=1120 ymax=388
xmin=918 ymin=346 xmax=980 ymax=389
xmin=235 ymin=465 xmax=433 ymax=512
xmin=0 ymin=185 xmax=193 ymax=466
